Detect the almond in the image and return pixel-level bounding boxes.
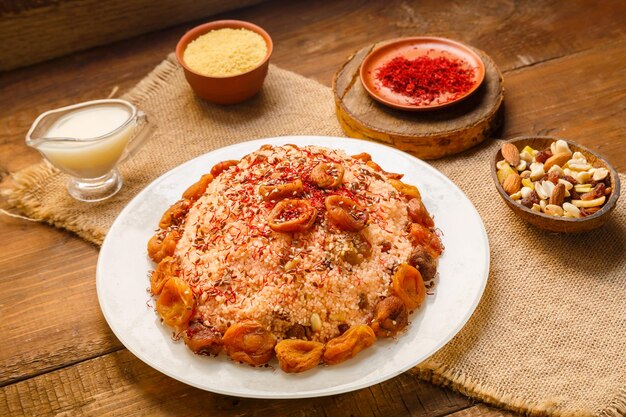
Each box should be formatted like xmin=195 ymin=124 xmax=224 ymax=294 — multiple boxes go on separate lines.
xmin=549 ymin=183 xmax=565 ymax=206
xmin=501 ymin=143 xmax=520 ymax=167
xmin=544 ymin=151 xmax=572 ymax=171
xmin=503 ymin=173 xmax=522 ymax=195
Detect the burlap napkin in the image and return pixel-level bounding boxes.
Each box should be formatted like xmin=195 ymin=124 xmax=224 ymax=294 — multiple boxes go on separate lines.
xmin=5 ymin=54 xmax=625 ymax=417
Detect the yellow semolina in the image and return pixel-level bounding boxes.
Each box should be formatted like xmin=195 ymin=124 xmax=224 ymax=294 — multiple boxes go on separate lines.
xmin=183 ymin=28 xmax=267 ymax=77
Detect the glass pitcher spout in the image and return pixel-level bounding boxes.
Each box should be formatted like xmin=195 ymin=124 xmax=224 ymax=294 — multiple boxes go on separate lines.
xmin=25 ymin=99 xmax=153 ymax=202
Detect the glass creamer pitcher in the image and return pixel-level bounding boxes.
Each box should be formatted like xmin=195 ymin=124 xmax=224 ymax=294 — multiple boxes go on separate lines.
xmin=26 ymin=99 xmax=154 ymax=202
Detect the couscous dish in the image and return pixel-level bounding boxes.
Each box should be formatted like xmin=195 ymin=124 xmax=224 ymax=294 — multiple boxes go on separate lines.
xmin=147 ymin=144 xmax=443 ymax=373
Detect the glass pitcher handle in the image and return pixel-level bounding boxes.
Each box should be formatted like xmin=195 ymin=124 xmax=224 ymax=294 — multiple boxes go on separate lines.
xmin=120 ymin=110 xmax=155 ymax=163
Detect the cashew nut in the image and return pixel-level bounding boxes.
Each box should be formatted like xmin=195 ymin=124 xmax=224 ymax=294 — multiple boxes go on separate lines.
xmin=544 ymin=204 xmax=564 ymax=216
xmin=572 ymin=197 xmax=606 ymax=208
xmin=530 ymin=162 xmax=545 ymax=181
xmin=562 ymin=202 xmax=581 ymax=218
xmin=592 ymin=168 xmax=609 ymax=182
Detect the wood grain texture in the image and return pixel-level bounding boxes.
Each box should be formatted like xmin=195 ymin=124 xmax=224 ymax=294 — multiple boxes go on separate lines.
xmin=0 ymin=0 xmax=265 ymax=71
xmin=0 ymin=349 xmax=471 ymax=417
xmin=500 ymin=39 xmax=626 ymax=170
xmin=0 ymin=215 xmax=122 ymax=386
xmin=333 ymin=43 xmax=503 ymax=158
xmin=448 ymin=404 xmax=518 ymax=417
xmin=1 ymin=0 xmax=626 ymax=415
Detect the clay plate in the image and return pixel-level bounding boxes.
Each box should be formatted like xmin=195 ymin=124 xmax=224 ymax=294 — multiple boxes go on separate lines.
xmin=359 ymin=37 xmax=485 ymax=111
xmin=492 ymin=137 xmax=621 ymax=233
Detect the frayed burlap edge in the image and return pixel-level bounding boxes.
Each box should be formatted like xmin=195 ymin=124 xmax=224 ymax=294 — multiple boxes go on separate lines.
xmin=411 ymin=360 xmax=626 ymax=417
xmin=599 ymin=389 xmax=626 ymax=417
xmin=2 ymin=162 xmax=106 ymax=246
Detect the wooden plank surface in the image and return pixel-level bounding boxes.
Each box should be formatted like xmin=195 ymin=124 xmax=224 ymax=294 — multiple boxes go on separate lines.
xmin=0 ymin=349 xmax=472 ymax=416
xmin=1 ymin=0 xmax=625 ymax=415
xmin=0 ymin=0 xmax=265 ymax=71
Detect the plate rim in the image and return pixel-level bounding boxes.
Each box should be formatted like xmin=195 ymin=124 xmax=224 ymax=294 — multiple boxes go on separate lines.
xmin=96 ymin=135 xmax=490 ymax=398
xmin=359 ymin=36 xmax=486 ymax=111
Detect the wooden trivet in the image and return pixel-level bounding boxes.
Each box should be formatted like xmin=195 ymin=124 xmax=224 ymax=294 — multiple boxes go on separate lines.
xmin=332 ymin=41 xmax=504 ymax=159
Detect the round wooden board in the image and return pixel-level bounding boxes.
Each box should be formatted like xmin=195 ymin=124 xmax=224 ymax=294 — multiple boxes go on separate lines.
xmin=332 ymin=40 xmax=504 ymax=159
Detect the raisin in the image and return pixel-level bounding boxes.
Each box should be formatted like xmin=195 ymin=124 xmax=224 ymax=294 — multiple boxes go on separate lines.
xmin=564 ymin=175 xmax=578 ymax=185
xmin=358 ymin=293 xmax=368 ymax=309
xmin=548 ymin=170 xmax=560 ymax=184
xmin=285 ymin=324 xmax=307 ymax=340
xmin=408 ymin=247 xmax=437 ymax=282
xmin=580 ymin=207 xmax=601 ymax=217
xmin=535 ymin=150 xmax=553 ymax=164
xmin=520 ymin=198 xmax=534 ymax=208
xmin=581 ymin=183 xmax=606 ymax=201
xmin=528 ymin=190 xmax=540 ymax=205
xmin=592 ymin=183 xmax=606 ymax=198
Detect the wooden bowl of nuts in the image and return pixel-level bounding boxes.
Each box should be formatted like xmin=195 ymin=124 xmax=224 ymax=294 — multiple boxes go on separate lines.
xmin=492 ymin=136 xmax=620 ymax=233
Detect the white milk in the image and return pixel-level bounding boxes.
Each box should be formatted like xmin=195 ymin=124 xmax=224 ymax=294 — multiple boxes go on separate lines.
xmin=36 ymin=103 xmax=134 ymax=179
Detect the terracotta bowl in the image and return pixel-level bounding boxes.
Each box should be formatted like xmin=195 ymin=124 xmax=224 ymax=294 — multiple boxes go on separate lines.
xmin=492 ymin=136 xmax=620 ymax=233
xmin=359 ymin=37 xmax=486 ymax=111
xmin=175 ymin=20 xmax=273 ymax=104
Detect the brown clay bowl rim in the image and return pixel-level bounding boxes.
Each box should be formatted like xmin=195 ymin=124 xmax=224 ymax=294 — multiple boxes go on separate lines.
xmin=359 ymin=36 xmax=486 ymax=111
xmin=491 ymin=136 xmax=621 ymax=225
xmin=175 ymin=19 xmax=273 ymax=80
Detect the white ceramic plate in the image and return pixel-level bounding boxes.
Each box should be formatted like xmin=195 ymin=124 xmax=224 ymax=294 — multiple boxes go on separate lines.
xmin=97 ymin=136 xmax=489 ymax=399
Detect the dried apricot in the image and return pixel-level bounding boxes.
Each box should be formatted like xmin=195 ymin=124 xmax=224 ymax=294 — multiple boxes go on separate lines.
xmin=310 ymin=162 xmax=344 ymax=189
xmin=409 ymin=223 xmax=443 ymax=259
xmin=223 ymin=320 xmax=277 ymax=366
xmin=183 ymin=322 xmax=223 ymax=355
xmin=392 ymin=264 xmax=426 ymax=310
xmin=325 ymin=195 xmax=368 ymax=232
xmin=156 ymin=276 xmax=195 ymax=331
xmin=159 ymin=199 xmax=191 ymax=229
xmin=407 ymin=198 xmax=434 ymax=228
xmin=323 ymin=324 xmax=376 ymax=365
xmin=275 ymin=339 xmax=324 ymax=373
xmin=259 ymin=179 xmax=304 ymax=202
xmin=352 ymin=152 xmax=372 ymax=162
xmin=370 ymin=296 xmax=408 ymax=338
xmin=182 ymin=174 xmax=213 ymax=201
xmin=150 ymin=256 xmax=180 ymax=295
xmin=365 ymin=160 xmax=403 ymax=179
xmin=389 ymin=179 xmax=421 ymax=200
xmin=210 ymin=160 xmax=239 ymax=177
xmin=147 ymin=230 xmax=180 ymax=263
xmin=268 ymin=199 xmax=317 ymax=233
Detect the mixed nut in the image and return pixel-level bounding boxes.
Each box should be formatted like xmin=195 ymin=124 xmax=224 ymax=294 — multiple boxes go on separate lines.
xmin=497 ymin=140 xmax=612 ymax=218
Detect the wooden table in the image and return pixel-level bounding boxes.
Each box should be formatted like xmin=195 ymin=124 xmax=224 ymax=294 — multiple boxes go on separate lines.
xmin=1 ymin=1 xmax=625 ymax=415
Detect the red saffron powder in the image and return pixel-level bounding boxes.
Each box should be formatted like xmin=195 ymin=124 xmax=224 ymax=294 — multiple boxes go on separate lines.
xmin=375 ymin=55 xmax=476 ymax=105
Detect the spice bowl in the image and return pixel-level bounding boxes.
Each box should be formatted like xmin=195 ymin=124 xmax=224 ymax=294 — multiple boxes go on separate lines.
xmin=359 ymin=37 xmax=485 ymax=111
xmin=492 ymin=136 xmax=620 ymax=233
xmin=175 ymin=20 xmax=273 ymax=104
